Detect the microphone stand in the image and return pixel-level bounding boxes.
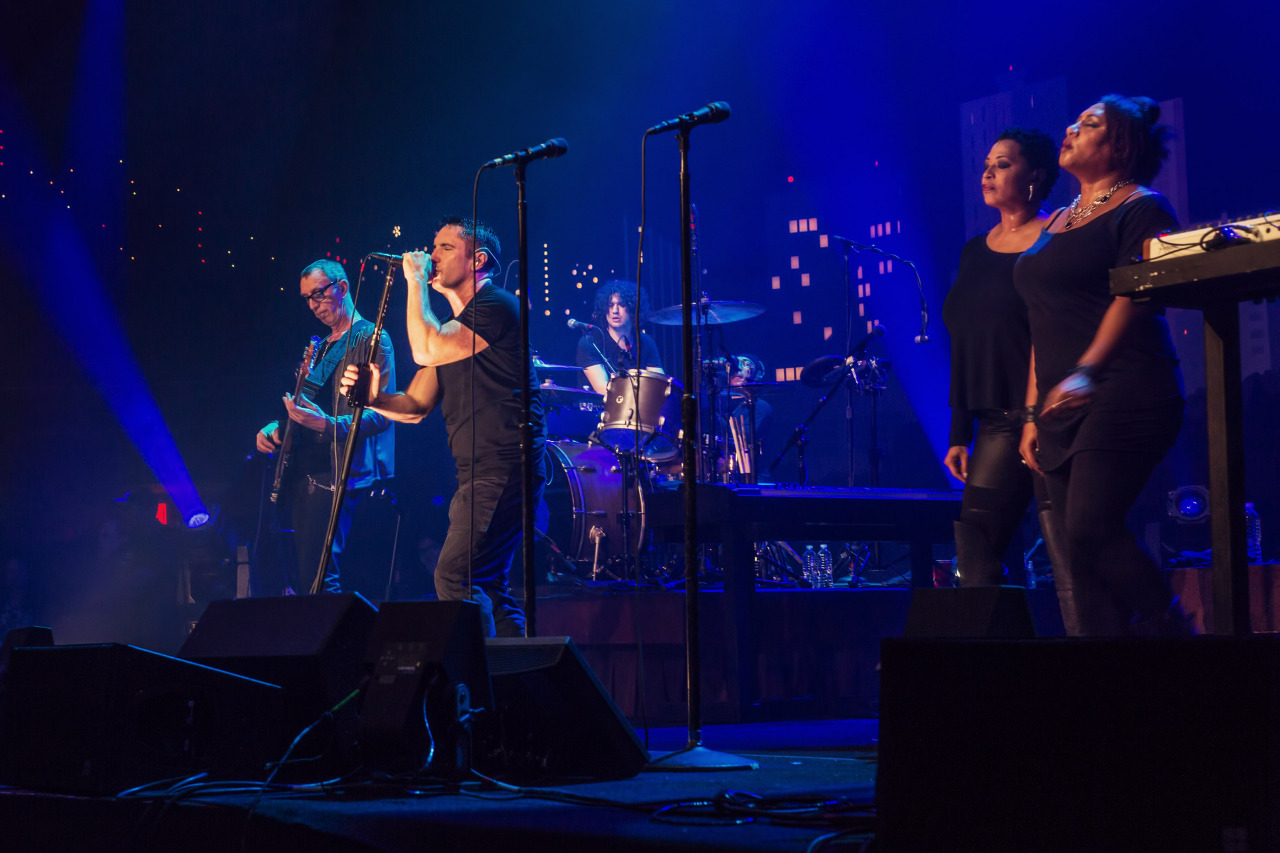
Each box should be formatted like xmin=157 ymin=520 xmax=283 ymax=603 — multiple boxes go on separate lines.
xmin=514 ymin=159 xmax=537 ymax=636
xmin=647 ymin=125 xmax=755 ymax=773
xmin=767 ymin=364 xmax=854 ymax=483
xmin=836 ymin=236 xmax=858 ymax=488
xmin=309 ymin=262 xmax=396 ymax=594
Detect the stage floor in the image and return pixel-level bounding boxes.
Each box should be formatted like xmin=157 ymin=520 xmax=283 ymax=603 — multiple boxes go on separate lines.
xmin=0 ymin=720 xmax=880 ymax=853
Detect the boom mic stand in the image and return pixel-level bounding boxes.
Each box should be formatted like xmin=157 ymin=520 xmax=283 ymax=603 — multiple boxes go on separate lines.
xmin=646 ymin=111 xmax=755 ymax=773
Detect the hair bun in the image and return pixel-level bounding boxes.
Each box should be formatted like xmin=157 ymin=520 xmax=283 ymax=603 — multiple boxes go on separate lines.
xmin=1131 ymin=95 xmax=1160 ymax=125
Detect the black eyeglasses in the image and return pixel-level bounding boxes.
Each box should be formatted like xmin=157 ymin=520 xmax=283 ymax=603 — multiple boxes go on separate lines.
xmin=302 ymin=281 xmax=337 ymax=304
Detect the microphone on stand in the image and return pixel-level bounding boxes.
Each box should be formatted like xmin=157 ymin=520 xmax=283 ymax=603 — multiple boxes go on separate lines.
xmin=848 ymin=323 xmax=886 ymax=360
xmin=647 ymin=102 xmax=731 ymax=135
xmin=567 ymin=318 xmax=598 ymax=333
xmin=482 ymin=138 xmax=569 ymax=170
xmin=365 ymin=252 xmax=404 ymax=267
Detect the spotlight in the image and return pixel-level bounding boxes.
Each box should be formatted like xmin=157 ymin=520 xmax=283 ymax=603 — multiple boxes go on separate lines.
xmin=1167 ymin=485 xmax=1209 ymax=523
xmin=185 ymin=511 xmax=212 ymax=530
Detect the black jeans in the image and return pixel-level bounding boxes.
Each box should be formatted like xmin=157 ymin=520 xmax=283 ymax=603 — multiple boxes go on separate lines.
xmin=435 ymin=456 xmax=545 ymax=638
xmin=1041 ymin=448 xmax=1173 ymax=635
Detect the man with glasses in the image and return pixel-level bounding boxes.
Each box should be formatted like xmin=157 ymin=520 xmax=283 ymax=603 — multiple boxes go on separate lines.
xmin=254 ymin=259 xmax=396 ymax=594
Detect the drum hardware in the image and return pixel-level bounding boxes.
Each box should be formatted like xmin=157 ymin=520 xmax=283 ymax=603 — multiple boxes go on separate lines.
xmin=595 ymin=369 xmax=683 ymax=462
xmin=540 ymin=441 xmax=654 ymax=582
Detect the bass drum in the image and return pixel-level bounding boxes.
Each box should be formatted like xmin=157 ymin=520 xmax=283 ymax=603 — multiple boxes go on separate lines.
xmin=541 ymin=441 xmax=646 ymax=579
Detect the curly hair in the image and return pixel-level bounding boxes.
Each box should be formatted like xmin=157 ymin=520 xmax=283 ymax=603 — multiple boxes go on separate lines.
xmin=591 ymin=280 xmax=650 ymax=326
xmin=1099 ymin=94 xmax=1171 ymax=186
xmin=435 ymin=215 xmax=502 ymax=276
xmin=995 ymin=127 xmax=1061 ymax=202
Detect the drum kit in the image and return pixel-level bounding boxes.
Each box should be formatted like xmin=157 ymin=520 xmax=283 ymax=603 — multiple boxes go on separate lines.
xmin=532 ymin=297 xmax=777 ymax=581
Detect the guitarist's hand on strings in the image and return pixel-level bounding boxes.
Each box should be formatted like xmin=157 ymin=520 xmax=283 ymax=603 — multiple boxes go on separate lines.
xmin=255 ymin=422 xmax=282 ymax=455
xmin=284 ymin=393 xmax=331 ymax=433
xmin=339 ymin=362 xmax=381 ymax=408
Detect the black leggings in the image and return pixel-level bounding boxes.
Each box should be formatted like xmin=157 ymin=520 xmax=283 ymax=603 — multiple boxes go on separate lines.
xmin=1041 ymin=448 xmax=1172 ymax=634
xmin=959 ymin=411 xmax=1037 ymax=558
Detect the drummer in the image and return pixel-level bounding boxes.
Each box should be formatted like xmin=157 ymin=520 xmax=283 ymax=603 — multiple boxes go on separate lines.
xmin=719 ymin=354 xmax=773 ymax=468
xmin=576 ymin=280 xmax=665 ymax=395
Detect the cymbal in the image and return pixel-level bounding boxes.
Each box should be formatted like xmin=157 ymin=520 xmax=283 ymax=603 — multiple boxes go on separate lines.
xmin=800 ymin=354 xmax=847 ymax=388
xmin=533 ymin=359 xmax=581 ymax=372
xmin=649 ymin=300 xmax=765 ymax=326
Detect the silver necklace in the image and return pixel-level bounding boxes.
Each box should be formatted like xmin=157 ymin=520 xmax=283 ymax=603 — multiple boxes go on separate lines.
xmin=1064 ymin=179 xmax=1133 ymax=229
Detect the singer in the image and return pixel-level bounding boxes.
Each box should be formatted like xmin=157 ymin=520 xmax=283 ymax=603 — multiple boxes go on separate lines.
xmin=254 ymin=259 xmax=396 ymax=594
xmin=575 ymin=280 xmax=664 ymax=395
xmin=340 ymin=217 xmax=544 ymax=638
xmin=941 ymin=129 xmax=1059 ymax=596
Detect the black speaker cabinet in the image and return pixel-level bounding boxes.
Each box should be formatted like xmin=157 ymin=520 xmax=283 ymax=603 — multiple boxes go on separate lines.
xmin=0 ymin=644 xmax=282 ymax=794
xmin=877 ymin=637 xmax=1280 ymax=853
xmin=179 ymin=593 xmax=377 ymax=733
xmin=476 ymin=636 xmax=648 ymax=781
xmin=359 ymin=601 xmax=492 ymax=776
xmin=904 ymin=586 xmax=1036 ymax=638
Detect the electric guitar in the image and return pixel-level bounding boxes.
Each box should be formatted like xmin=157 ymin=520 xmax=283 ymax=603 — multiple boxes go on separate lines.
xmin=269 ymin=336 xmax=321 ymax=503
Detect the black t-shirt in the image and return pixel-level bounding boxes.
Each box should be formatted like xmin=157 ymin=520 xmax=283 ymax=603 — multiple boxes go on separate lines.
xmin=1013 ymin=193 xmax=1182 ymax=468
xmin=942 ymin=234 xmax=1031 ymax=447
xmin=436 ymin=285 xmax=545 ymax=479
xmin=575 ymin=329 xmax=663 ymax=376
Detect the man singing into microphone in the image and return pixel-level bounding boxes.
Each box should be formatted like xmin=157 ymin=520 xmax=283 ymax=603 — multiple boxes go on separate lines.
xmin=341 ymin=217 xmax=544 ymax=638
xmin=575 ymin=280 xmax=664 ymax=395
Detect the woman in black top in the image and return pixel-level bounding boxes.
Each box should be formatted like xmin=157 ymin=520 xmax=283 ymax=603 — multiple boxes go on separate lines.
xmin=1015 ymin=95 xmax=1187 ymax=636
xmin=943 ymin=128 xmax=1059 ymax=588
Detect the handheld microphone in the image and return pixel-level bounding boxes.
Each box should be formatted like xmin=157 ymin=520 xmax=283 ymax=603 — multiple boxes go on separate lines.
xmin=482 ymin=138 xmax=569 ymax=170
xmin=365 ymin=252 xmax=404 ymax=267
xmin=647 ymin=102 xmax=731 ymax=135
xmin=567 ymin=317 xmax=597 ymax=333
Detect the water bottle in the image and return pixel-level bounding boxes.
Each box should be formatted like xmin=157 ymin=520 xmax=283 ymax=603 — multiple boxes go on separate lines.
xmin=1025 ymin=559 xmax=1037 ymax=590
xmin=802 ymin=545 xmax=818 ymax=587
xmin=818 ymin=543 xmax=834 ymax=589
xmin=1246 ymin=502 xmax=1263 ymax=564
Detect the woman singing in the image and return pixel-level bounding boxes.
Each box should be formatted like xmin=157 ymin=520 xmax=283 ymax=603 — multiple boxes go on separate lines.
xmin=943 ymin=128 xmax=1060 ymax=589
xmin=1016 ymin=95 xmax=1188 ymax=636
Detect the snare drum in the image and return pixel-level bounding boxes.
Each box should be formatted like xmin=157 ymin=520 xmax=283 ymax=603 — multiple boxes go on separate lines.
xmin=542 ymin=441 xmax=646 ymax=577
xmin=596 ymin=369 xmax=682 ymax=461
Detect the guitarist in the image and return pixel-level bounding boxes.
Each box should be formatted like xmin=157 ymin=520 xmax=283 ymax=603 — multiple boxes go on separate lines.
xmin=255 ymin=259 xmax=396 ymax=594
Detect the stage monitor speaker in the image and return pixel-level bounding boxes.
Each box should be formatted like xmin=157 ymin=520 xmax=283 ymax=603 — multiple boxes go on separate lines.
xmin=876 ymin=637 xmax=1280 ymax=853
xmin=359 ymin=601 xmax=492 ymax=777
xmin=0 ymin=644 xmax=282 ymax=794
xmin=904 ymin=585 xmax=1036 ymax=638
xmin=476 ymin=636 xmax=648 ymax=782
xmin=0 ymin=625 xmax=53 ymax=675
xmin=178 ymin=593 xmax=377 ymax=734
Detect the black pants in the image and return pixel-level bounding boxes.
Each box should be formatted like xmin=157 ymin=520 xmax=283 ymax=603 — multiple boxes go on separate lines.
xmin=1041 ymin=448 xmax=1173 ymax=635
xmin=288 ymin=475 xmax=355 ymax=595
xmin=435 ymin=456 xmax=545 ymax=638
xmin=959 ymin=411 xmax=1040 ymax=561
